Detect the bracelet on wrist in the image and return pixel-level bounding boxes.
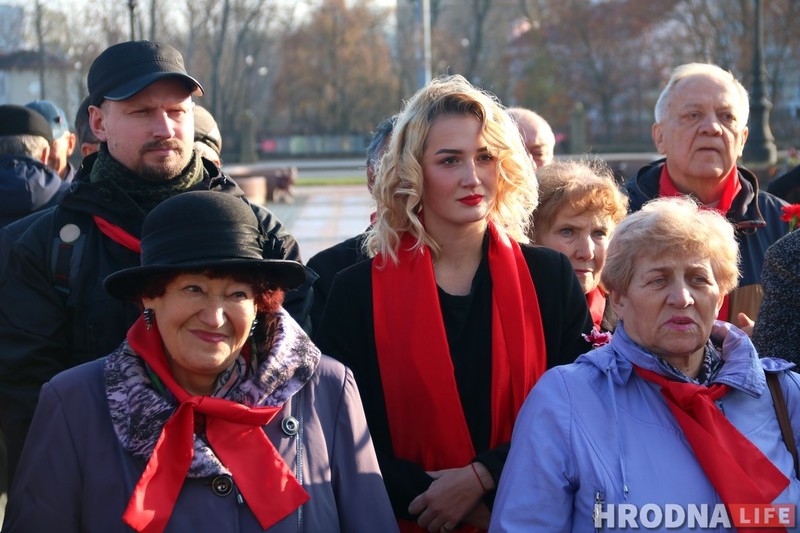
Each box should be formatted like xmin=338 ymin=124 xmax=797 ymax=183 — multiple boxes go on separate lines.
xmin=470 ymin=462 xmax=488 ymax=493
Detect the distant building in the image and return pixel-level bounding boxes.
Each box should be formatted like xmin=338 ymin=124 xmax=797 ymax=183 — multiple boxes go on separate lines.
xmin=0 ymin=49 xmax=81 ymax=123
xmin=0 ymin=4 xmax=81 ymax=119
xmin=0 ymin=5 xmax=25 ymax=54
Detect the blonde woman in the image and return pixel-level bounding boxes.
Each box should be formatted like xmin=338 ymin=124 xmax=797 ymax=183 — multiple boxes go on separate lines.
xmin=314 ymin=75 xmax=592 ymax=532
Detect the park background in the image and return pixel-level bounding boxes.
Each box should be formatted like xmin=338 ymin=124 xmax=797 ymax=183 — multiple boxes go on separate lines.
xmin=0 ymin=0 xmax=798 ymax=173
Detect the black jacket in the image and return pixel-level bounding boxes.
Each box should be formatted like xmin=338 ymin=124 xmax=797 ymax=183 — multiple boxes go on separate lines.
xmin=313 ymin=243 xmax=593 ymax=518
xmin=767 ymin=164 xmax=800 ymax=204
xmin=306 ymin=231 xmax=369 ymax=333
xmin=0 ymin=153 xmax=307 ymax=482
xmin=626 ymin=159 xmax=788 ymax=320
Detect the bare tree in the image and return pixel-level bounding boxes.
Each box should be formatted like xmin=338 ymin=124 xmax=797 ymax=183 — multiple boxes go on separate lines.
xmin=181 ymin=0 xmax=297 ymax=157
xmin=271 ymin=0 xmax=398 ymax=134
xmin=14 ymin=0 xmax=800 ymax=155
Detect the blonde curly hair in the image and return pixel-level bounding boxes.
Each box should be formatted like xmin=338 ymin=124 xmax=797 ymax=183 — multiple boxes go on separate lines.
xmin=366 ymin=75 xmax=537 ymax=265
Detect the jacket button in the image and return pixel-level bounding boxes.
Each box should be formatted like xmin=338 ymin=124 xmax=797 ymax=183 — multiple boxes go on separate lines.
xmin=211 ymin=475 xmax=233 ymax=496
xmin=281 ymin=416 xmax=299 ymax=436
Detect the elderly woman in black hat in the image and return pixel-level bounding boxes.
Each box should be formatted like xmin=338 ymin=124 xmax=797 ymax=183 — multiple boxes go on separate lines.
xmin=3 ymin=191 xmax=397 ymax=533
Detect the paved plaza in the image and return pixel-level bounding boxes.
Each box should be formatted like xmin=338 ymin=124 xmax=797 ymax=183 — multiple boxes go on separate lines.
xmin=262 ymin=185 xmax=374 ymax=261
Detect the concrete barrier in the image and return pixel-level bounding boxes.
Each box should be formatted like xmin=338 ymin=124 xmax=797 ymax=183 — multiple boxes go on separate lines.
xmin=227 ymin=166 xmax=297 ymax=204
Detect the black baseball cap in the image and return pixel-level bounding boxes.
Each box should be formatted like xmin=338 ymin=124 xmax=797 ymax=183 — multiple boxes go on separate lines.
xmin=88 ymin=41 xmax=203 ymax=106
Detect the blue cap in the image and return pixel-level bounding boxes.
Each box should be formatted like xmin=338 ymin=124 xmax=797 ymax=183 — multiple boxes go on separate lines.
xmin=25 ymin=100 xmax=70 ymax=140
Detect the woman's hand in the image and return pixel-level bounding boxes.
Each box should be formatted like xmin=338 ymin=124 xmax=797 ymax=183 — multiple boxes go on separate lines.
xmin=408 ymin=463 xmax=492 ymax=531
xmin=462 ymin=504 xmax=491 ymax=530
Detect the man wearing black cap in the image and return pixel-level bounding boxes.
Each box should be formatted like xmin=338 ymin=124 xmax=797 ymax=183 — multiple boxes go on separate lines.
xmin=0 ymin=41 xmax=309 ymax=485
xmin=0 ymin=104 xmax=70 ymax=229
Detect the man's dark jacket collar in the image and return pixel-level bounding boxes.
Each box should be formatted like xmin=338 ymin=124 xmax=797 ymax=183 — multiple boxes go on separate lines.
xmin=625 ymin=158 xmax=766 ymax=231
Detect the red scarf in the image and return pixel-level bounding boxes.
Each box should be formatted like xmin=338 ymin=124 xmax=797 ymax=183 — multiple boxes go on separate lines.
xmin=123 ymin=317 xmax=309 ymax=533
xmin=657 ymin=166 xmax=740 ymax=321
xmin=373 ymin=223 xmax=547 ymax=532
xmin=586 ymin=287 xmax=606 ymax=330
xmin=634 ymin=366 xmax=789 ymax=528
xmin=93 ymin=215 xmax=142 ymax=253
xmin=657 ymin=165 xmax=741 ymax=216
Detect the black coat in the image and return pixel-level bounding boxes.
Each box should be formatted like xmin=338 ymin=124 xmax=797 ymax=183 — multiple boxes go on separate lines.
xmin=0 ymin=153 xmax=307 ymax=483
xmin=306 ymin=231 xmax=369 ymax=333
xmin=313 ymin=242 xmax=593 ymax=518
xmin=768 ymin=164 xmax=800 ymax=204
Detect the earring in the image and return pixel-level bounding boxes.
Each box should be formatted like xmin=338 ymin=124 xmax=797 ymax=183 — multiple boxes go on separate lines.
xmin=250 ymin=318 xmax=258 ymax=336
xmin=143 ymin=308 xmax=155 ymax=330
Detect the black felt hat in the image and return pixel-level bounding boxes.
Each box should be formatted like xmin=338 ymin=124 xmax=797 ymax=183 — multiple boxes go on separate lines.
xmin=0 ymin=104 xmax=54 ymax=142
xmin=88 ymin=40 xmax=204 ymax=106
xmin=104 ymin=191 xmax=305 ymax=300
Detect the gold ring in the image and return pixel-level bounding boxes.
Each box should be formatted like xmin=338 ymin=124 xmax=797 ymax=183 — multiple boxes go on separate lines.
xmin=442 ymin=525 xmax=452 ymax=531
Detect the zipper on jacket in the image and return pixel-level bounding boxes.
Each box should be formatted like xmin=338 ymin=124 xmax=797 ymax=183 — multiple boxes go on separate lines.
xmin=593 ymin=489 xmax=606 ymax=532
xmin=295 ymin=390 xmax=305 ymax=532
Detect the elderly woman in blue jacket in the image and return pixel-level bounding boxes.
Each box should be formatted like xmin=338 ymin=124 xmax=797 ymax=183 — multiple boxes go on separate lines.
xmin=491 ymin=196 xmax=800 ymax=532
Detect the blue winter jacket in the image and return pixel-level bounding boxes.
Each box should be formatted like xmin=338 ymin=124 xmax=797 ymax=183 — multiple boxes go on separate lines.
xmin=491 ymin=321 xmax=800 ymax=532
xmin=0 ymin=154 xmax=69 ymax=229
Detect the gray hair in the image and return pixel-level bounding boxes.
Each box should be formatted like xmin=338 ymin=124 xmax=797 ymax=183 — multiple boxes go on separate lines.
xmin=601 ymin=196 xmax=739 ymax=297
xmin=654 ymin=63 xmax=749 ymax=129
xmin=507 ymin=107 xmax=555 ymax=145
xmin=0 ymin=134 xmax=50 ymax=159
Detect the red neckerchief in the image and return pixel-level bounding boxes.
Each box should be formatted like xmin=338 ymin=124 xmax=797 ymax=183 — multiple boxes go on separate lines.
xmin=634 ymin=366 xmax=789 ymax=528
xmin=586 ymin=287 xmax=606 ymax=330
xmin=657 ymin=166 xmax=740 ymax=321
xmin=372 ymin=222 xmax=547 ymax=533
xmin=657 ymin=165 xmax=741 ymax=215
xmin=123 ymin=317 xmax=309 ymax=533
xmin=93 ymin=215 xmax=142 ymax=253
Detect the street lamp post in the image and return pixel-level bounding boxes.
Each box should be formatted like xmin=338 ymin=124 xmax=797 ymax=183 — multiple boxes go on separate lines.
xmin=416 ymin=0 xmax=431 ymax=89
xmin=743 ymin=0 xmax=777 ymax=166
xmin=128 ymin=0 xmax=137 ymax=40
xmin=35 ymin=0 xmax=46 ymax=99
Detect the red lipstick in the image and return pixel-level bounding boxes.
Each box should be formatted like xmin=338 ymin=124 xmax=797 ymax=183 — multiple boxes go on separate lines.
xmin=459 ymin=194 xmax=483 ymax=206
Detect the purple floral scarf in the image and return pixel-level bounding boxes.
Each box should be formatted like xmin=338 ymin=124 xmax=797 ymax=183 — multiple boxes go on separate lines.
xmin=104 ymin=308 xmax=320 ymax=478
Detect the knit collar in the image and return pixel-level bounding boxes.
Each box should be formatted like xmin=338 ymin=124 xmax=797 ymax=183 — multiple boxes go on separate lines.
xmin=104 ymin=307 xmax=320 ymax=478
xmin=90 ymin=144 xmax=205 ymax=213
